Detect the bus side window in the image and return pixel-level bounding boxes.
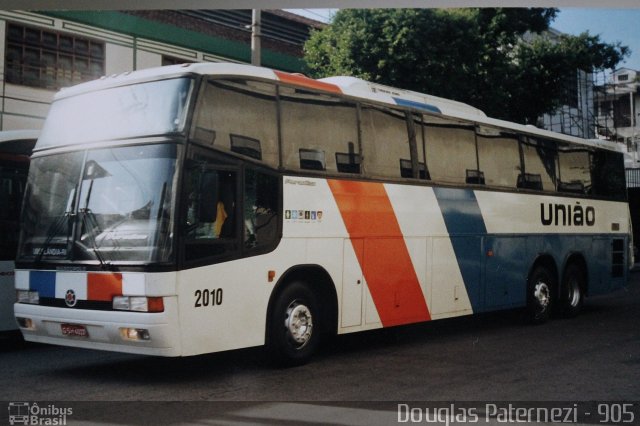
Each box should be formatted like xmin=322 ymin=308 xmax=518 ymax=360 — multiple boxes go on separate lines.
xmin=281 ymin=87 xmax=358 ymax=174
xmin=476 ymin=128 xmax=520 ymax=188
xmin=591 ymin=150 xmax=626 ymax=200
xmin=424 ymin=116 xmax=477 ymax=185
xmin=191 ymin=79 xmax=278 ymax=167
xmin=557 ymin=144 xmax=591 ymax=195
xmin=184 ymin=157 xmax=239 ymax=262
xmin=520 ymin=137 xmax=557 ymax=192
xmin=361 ymin=105 xmax=411 ymax=178
xmin=186 ymin=168 xmax=236 ymax=240
xmin=243 ymin=167 xmax=279 ymax=250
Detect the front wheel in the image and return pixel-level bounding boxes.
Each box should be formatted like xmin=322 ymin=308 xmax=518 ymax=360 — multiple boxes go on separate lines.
xmin=526 ymin=265 xmax=555 ymax=324
xmin=267 ymin=282 xmax=320 ymax=366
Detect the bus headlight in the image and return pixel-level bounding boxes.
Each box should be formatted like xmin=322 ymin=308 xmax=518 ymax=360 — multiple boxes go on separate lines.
xmin=112 ymin=296 xmax=164 ymax=313
xmin=16 ymin=317 xmax=35 ymax=330
xmin=119 ymin=327 xmax=151 ymax=341
xmin=16 ymin=290 xmax=39 ymax=304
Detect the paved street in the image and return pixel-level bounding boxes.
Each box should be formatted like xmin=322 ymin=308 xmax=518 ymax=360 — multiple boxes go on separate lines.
xmin=1 ymin=272 xmax=639 ymax=424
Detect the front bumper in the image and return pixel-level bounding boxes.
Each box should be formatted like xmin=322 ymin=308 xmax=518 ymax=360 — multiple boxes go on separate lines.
xmin=14 ymin=297 xmax=182 ymax=356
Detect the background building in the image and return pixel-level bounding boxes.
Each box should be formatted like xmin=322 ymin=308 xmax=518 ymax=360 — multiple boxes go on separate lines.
xmin=0 ymin=10 xmax=322 ymax=131
xmin=594 ymin=68 xmax=640 ymax=168
xmin=528 ymin=28 xmax=597 ymax=140
xmin=2 ymin=11 xmax=636 ymax=155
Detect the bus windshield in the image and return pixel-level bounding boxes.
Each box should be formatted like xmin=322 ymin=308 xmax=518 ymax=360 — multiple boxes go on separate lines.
xmin=18 ymin=144 xmax=179 ymax=264
xmin=37 ymin=77 xmax=193 ymax=148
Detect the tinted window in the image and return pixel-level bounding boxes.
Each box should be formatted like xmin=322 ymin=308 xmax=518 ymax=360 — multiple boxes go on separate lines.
xmin=191 ymin=79 xmax=278 ymax=167
xmin=557 ymin=143 xmax=592 ymax=195
xmin=280 ymin=88 xmax=359 ymax=174
xmin=244 ymin=168 xmax=279 ymax=251
xmin=520 ymin=137 xmax=557 ymax=192
xmin=182 ymin=148 xmax=281 ymax=264
xmin=591 ymin=150 xmax=626 ymax=200
xmin=425 ymin=116 xmax=477 ymax=185
xmin=0 ymin=158 xmax=29 ymax=260
xmin=184 ymin=154 xmax=239 ymax=262
xmin=477 ymin=128 xmax=520 ymax=188
xmin=361 ymin=106 xmax=410 ymax=178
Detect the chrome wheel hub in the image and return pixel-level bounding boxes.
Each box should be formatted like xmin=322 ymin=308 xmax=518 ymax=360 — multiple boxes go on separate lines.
xmin=285 ymin=301 xmax=313 ymax=348
xmin=534 ymin=282 xmax=551 ymax=310
xmin=568 ymin=279 xmax=581 ymax=307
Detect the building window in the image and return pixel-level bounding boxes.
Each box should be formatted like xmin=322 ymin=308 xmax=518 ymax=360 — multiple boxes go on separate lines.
xmin=612 ymin=97 xmax=633 ymax=128
xmin=560 ymin=72 xmax=579 ymax=109
xmin=5 ymin=23 xmax=105 ymax=90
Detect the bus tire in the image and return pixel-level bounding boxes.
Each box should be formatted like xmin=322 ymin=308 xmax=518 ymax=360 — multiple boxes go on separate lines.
xmin=526 ymin=265 xmax=554 ymax=324
xmin=559 ymin=263 xmax=585 ymax=318
xmin=267 ymin=281 xmax=320 ymax=367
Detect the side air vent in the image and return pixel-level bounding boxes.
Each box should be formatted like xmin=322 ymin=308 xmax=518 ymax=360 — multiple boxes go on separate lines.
xmin=612 ymin=238 xmax=625 ymax=278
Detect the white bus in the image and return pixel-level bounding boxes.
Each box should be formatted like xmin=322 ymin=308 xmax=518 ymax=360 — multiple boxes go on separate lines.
xmin=0 ymin=130 xmax=38 ymax=334
xmin=14 ymin=63 xmax=631 ymax=365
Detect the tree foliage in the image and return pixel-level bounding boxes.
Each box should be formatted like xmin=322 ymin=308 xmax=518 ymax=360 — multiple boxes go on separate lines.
xmin=304 ymin=8 xmax=629 ymax=124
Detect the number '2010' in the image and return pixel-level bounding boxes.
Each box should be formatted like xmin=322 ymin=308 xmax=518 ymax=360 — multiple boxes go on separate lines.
xmin=194 ymin=289 xmax=223 ymax=307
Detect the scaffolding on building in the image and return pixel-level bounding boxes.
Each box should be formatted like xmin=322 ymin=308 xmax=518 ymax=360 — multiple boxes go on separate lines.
xmin=594 ymin=69 xmax=639 ymax=144
xmin=542 ymin=68 xmax=639 ymax=163
xmin=543 ymin=69 xmax=596 ymax=139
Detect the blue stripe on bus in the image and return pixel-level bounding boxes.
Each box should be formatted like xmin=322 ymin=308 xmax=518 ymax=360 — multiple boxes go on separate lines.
xmin=392 ymin=97 xmax=442 ymax=114
xmin=30 ymin=271 xmax=56 ymax=298
xmin=433 ymin=188 xmax=487 ymax=235
xmin=433 ymin=188 xmax=486 ymax=312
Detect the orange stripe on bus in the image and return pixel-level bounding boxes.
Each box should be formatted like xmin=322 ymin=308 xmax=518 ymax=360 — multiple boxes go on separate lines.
xmin=328 ymin=180 xmax=431 ymax=326
xmin=87 ymin=273 xmax=123 ymax=302
xmin=274 ymin=71 xmax=343 ymax=94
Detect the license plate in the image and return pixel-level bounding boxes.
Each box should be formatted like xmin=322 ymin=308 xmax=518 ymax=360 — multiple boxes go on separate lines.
xmin=61 ymin=323 xmax=89 ymax=338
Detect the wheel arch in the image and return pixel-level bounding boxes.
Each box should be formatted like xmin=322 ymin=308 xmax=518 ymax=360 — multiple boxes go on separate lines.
xmin=563 ymin=252 xmax=589 ymax=296
xmin=266 ymin=264 xmax=338 ymax=342
xmin=528 ymin=253 xmax=559 ymax=288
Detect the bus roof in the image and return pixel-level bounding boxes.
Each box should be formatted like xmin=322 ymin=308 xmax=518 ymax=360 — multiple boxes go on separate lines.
xmin=0 ymin=130 xmax=39 ymax=155
xmin=55 ymin=62 xmax=620 ymax=153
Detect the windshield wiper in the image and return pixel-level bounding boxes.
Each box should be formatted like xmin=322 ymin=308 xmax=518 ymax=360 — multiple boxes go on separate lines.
xmin=78 ymin=207 xmax=109 ymax=267
xmin=77 ymin=175 xmax=111 ymax=267
xmin=34 ymin=187 xmax=77 ymax=264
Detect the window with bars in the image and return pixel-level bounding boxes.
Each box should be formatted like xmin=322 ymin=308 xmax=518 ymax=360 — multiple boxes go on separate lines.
xmin=5 ymin=23 xmax=105 ymax=90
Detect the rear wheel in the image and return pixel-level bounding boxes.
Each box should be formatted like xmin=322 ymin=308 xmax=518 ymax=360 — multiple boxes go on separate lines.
xmin=526 ymin=265 xmax=555 ymax=324
xmin=559 ymin=263 xmax=585 ymax=317
xmin=267 ymin=281 xmax=320 ymax=366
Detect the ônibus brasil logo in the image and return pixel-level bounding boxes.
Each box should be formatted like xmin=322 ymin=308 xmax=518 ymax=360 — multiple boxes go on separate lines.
xmin=8 ymin=402 xmax=73 ymax=425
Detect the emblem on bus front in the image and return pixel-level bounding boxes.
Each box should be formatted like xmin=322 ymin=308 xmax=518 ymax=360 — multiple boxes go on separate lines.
xmin=65 ymin=290 xmax=77 ymax=307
